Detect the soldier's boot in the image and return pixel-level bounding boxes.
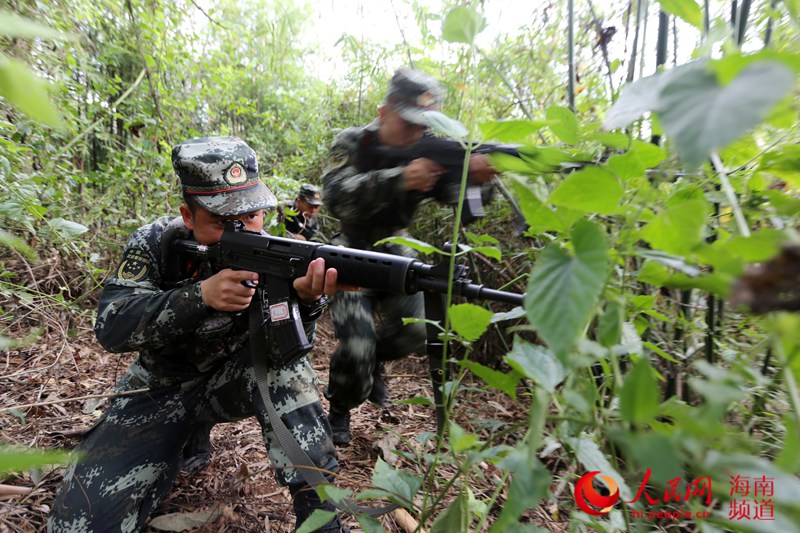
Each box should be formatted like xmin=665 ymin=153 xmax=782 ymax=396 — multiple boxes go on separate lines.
xmin=327 ymin=410 xmax=351 ymax=446
xmin=290 ymin=482 xmax=349 ymax=532
xmin=181 ymin=423 xmax=214 ymax=474
xmin=367 ymin=363 xmax=388 ymax=407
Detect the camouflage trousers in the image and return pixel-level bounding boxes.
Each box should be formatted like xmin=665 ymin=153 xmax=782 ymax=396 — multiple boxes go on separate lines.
xmin=48 ymin=352 xmax=336 ymax=533
xmin=325 ymin=288 xmax=426 ymax=412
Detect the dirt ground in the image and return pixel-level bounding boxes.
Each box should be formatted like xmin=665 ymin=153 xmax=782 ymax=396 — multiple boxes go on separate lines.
xmin=0 ymin=309 xmax=561 ymax=532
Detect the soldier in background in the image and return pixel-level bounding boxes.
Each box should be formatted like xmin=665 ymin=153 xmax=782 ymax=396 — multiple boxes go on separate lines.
xmin=284 ymin=183 xmax=323 ymax=241
xmin=321 ymin=68 xmax=496 ymax=445
xmin=49 ymin=137 xmax=347 ymax=533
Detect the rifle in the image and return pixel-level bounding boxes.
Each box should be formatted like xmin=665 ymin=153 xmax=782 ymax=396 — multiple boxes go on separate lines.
xmin=174 ymin=221 xmax=524 ymax=511
xmin=175 ymin=221 xmax=524 ymax=364
xmin=369 ymin=135 xmax=522 ymax=225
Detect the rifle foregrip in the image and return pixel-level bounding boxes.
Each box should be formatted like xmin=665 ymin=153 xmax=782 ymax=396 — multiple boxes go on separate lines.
xmin=312 ymin=245 xmax=419 ymax=294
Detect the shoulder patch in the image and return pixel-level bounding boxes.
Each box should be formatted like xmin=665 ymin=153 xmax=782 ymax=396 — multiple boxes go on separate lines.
xmin=117 ymin=250 xmax=151 ymax=282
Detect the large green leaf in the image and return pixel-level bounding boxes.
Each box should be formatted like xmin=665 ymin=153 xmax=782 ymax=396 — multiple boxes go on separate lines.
xmin=370 ymin=457 xmax=422 ymax=505
xmin=0 ymin=55 xmax=65 ymax=130
xmin=657 ymin=60 xmax=795 ymax=170
xmin=459 ymin=360 xmax=521 ymax=399
xmin=431 ymin=491 xmax=469 ymax=533
xmin=619 ymin=358 xmax=660 ymax=425
xmin=442 ymin=6 xmax=486 ymax=45
xmin=655 ymin=0 xmax=703 ymax=28
xmin=549 ymin=167 xmax=623 ymax=214
xmin=545 ymin=105 xmax=580 ymax=144
xmin=479 ymin=119 xmax=550 ymax=143
xmin=509 ymin=177 xmax=563 ymax=234
xmin=604 ymin=72 xmax=672 ymax=130
xmin=449 ymin=303 xmax=493 ymax=341
xmin=0 ymin=447 xmax=72 ymax=473
xmin=525 ymin=220 xmax=608 ymax=360
xmin=490 ymin=450 xmax=550 ymax=533
xmin=640 ymin=199 xmax=709 ymax=256
xmin=504 ymin=339 xmax=566 ymax=392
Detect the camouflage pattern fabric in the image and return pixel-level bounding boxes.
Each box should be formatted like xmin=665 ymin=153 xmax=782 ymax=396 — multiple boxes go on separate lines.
xmin=48 ymin=216 xmax=336 ymax=532
xmin=322 ymin=123 xmax=427 ymax=412
xmin=172 ymin=136 xmax=278 ymax=217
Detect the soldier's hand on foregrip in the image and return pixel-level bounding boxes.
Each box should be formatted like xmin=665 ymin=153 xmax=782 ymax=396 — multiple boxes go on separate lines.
xmin=200 ymin=269 xmax=258 ymax=312
xmin=468 ymin=154 xmax=498 ymax=184
xmin=404 ymin=157 xmax=445 ymax=192
xmin=293 ymin=257 xmax=338 ymax=304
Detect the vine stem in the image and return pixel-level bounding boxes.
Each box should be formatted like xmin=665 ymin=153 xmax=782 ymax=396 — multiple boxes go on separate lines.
xmin=710 ymin=151 xmax=751 ymax=237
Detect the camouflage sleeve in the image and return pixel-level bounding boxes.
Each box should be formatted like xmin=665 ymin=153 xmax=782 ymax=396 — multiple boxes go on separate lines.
xmin=94 ymin=223 xmax=211 ymax=353
xmin=321 ymin=127 xmax=407 ymax=224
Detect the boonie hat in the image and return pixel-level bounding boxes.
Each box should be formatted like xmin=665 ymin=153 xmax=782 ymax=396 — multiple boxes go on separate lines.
xmin=172 ymin=136 xmax=277 ymax=216
xmin=386 ymin=68 xmax=444 ymax=126
xmin=298 ymin=184 xmax=322 ymax=206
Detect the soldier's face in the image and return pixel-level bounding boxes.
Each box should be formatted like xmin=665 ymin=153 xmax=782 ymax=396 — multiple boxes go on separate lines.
xmin=180 ymin=204 xmax=266 ymax=245
xmin=379 ymin=105 xmax=425 ymax=147
xmin=296 ymin=198 xmax=320 ymax=218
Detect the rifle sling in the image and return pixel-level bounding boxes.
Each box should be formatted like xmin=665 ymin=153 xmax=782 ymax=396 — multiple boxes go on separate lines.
xmin=248 ymin=292 xmax=397 ymax=517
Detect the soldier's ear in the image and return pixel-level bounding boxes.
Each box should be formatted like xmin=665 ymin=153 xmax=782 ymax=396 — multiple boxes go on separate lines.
xmin=180 ymin=204 xmax=194 ymax=231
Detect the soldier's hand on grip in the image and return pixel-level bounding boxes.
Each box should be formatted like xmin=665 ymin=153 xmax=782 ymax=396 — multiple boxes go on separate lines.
xmin=200 ymin=269 xmax=258 ymax=312
xmin=404 ymin=157 xmax=445 ymax=193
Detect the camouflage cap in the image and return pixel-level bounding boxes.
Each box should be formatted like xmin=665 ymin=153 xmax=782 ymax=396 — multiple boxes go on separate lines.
xmin=172 ymin=136 xmax=277 ymax=216
xmin=386 ymin=68 xmax=444 ymax=126
xmin=298 ymin=183 xmax=322 ymax=206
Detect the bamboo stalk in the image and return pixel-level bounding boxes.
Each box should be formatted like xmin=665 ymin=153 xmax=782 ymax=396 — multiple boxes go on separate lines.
xmin=567 ymin=0 xmax=575 ymax=112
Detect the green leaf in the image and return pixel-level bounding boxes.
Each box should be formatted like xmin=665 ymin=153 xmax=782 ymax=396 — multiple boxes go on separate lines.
xmin=640 ymin=199 xmax=709 ymax=255
xmin=545 ymin=105 xmax=580 ymax=144
xmin=604 ymin=73 xmax=668 ymax=130
xmin=373 ymin=235 xmax=440 ymax=255
xmin=422 ymin=110 xmax=468 ymax=139
xmin=0 ymin=11 xmax=74 ymax=40
xmin=43 ymin=218 xmax=89 ymax=239
xmin=657 ymin=60 xmax=795 ymax=170
xmin=655 ymin=0 xmax=703 ymax=28
xmin=296 ymin=510 xmax=337 ymax=533
xmin=524 ymin=220 xmax=609 ymax=360
xmin=431 ymin=491 xmax=470 ymax=533
xmin=0 ymin=55 xmax=66 ymax=131
xmin=479 ymin=119 xmax=550 ymax=143
xmin=442 ymin=6 xmax=486 ymax=45
xmin=763 ymin=190 xmax=800 ymax=216
xmin=315 ymin=484 xmax=352 ymax=504
xmin=509 ymin=177 xmax=563 ymax=234
xmin=620 ymin=358 xmax=660 ymax=425
xmin=505 ymin=339 xmax=566 ymax=392
xmin=459 ymin=360 xmax=521 ymax=399
xmin=776 ymin=414 xmax=800 ymax=474
xmin=0 ymin=228 xmax=38 ymax=261
xmin=565 ymin=435 xmax=634 ymax=501
xmin=549 ymin=167 xmax=623 ymax=214
xmin=598 ymin=300 xmax=624 ymax=347
xmin=449 ymin=422 xmax=481 ymax=453
xmin=354 ymin=514 xmax=386 ymax=533
xmin=613 ymin=430 xmax=684 ymax=487
xmin=0 ymin=447 xmax=72 ymax=473
xmin=449 ymin=303 xmax=493 ymax=341
xmin=758 ymin=144 xmax=800 ymax=188
xmin=490 ymin=450 xmax=550 ymax=533
xmin=371 ymin=457 xmax=422 ymax=505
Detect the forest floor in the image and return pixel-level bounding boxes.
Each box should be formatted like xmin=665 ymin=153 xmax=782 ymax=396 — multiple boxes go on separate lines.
xmin=0 ymin=310 xmax=565 ymax=532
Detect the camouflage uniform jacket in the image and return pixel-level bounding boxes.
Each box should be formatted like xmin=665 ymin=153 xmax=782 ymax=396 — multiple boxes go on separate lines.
xmin=322 ymin=121 xmax=430 ymax=254
xmin=95 ymin=216 xmax=315 ymax=387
